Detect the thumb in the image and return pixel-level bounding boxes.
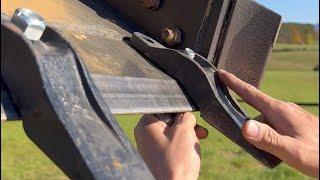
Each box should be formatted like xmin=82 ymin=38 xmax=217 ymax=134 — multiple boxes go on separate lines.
xmin=173 ymin=112 xmax=197 ymax=129
xmin=242 ymin=120 xmax=286 ymax=157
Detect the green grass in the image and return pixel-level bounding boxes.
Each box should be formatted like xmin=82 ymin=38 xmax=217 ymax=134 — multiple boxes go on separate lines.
xmin=1 ymin=44 xmax=319 ymax=179
xmin=267 ymin=51 xmax=319 ymax=71
xmin=1 ymin=122 xmax=67 ymax=180
xmin=2 ymin=107 xmax=317 ymax=180
xmin=267 ymin=44 xmax=319 ymax=71
xmin=261 ymin=71 xmax=319 ymax=103
xmin=117 ymin=112 xmax=317 ymax=180
xmin=273 ymin=44 xmax=319 ymax=52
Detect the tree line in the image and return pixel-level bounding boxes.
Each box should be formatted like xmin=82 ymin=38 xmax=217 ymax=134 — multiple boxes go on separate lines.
xmin=276 ymin=23 xmax=319 ymax=44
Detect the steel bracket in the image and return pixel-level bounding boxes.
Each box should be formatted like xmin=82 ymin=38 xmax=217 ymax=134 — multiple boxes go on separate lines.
xmin=1 ymin=18 xmax=154 ymax=179
xmin=129 ymin=32 xmax=281 ymax=168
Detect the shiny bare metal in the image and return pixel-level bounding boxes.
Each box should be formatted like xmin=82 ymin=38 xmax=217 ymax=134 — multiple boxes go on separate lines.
xmin=10 ymin=8 xmax=46 ymax=41
xmin=184 ymin=48 xmax=196 ymax=59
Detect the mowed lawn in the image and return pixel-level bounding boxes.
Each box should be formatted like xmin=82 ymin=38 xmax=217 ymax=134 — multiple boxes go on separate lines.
xmin=1 ymin=44 xmax=319 ymax=180
xmin=267 ymin=44 xmax=319 ymax=71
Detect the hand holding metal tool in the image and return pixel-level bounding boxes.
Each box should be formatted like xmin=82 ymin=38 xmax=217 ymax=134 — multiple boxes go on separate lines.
xmin=130 ymin=32 xmax=282 ymax=168
xmin=1 ymin=0 xmax=282 ymax=178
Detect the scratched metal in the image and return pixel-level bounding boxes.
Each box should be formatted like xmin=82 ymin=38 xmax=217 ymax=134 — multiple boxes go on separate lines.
xmin=1 ymin=74 xmax=195 ymax=120
xmin=1 ymin=0 xmax=192 ymax=121
xmin=91 ymin=74 xmax=194 ymax=114
xmin=2 ymin=0 xmax=170 ymax=79
xmin=2 ymin=0 xmax=281 ymax=87
xmin=2 ymin=22 xmax=154 ymax=179
xmin=1 ymin=0 xmax=281 ymax=121
xmin=87 ymin=0 xmax=281 ymax=87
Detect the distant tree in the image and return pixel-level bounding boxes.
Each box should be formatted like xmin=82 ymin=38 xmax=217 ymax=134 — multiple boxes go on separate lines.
xmin=291 ymin=26 xmax=304 ymax=44
xmin=275 ymin=23 xmax=318 ymax=44
xmin=305 ymin=32 xmax=315 ymax=44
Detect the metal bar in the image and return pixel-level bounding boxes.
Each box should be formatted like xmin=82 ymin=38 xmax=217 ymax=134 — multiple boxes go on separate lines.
xmin=1 ymin=74 xmax=196 ymax=121
xmin=1 ymin=20 xmax=154 ymax=179
xmin=130 ymin=32 xmax=281 ymax=168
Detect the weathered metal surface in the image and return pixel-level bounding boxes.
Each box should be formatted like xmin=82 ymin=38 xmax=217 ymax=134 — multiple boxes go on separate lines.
xmin=1 ymin=0 xmax=196 ymax=121
xmin=1 ymin=20 xmax=154 ymax=179
xmin=92 ymin=75 xmax=195 ymax=114
xmin=1 ymin=0 xmax=282 ymax=175
xmin=1 ymin=0 xmax=281 ymax=88
xmin=1 ymin=74 xmax=196 ymax=121
xmin=1 ymin=0 xmax=281 ymax=86
xmin=130 ymin=32 xmax=281 ymax=168
xmin=93 ymin=0 xmax=281 ymax=87
xmin=2 ymin=0 xmax=170 ymax=79
xmin=213 ymin=0 xmax=282 ymax=87
xmin=95 ymin=0 xmax=231 ymax=61
xmin=98 ymin=0 xmax=215 ymax=50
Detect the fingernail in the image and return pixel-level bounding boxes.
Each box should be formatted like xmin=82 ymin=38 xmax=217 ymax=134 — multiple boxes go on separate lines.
xmin=245 ymin=120 xmax=260 ymax=138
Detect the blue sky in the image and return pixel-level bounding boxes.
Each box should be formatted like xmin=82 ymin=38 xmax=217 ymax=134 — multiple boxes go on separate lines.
xmin=255 ymin=0 xmax=319 ymax=24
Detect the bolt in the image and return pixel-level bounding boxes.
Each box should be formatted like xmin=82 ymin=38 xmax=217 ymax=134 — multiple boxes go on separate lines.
xmin=10 ymin=8 xmax=46 ymax=41
xmin=183 ymin=48 xmax=195 ymax=59
xmin=141 ymin=0 xmax=160 ymax=10
xmin=161 ymin=26 xmax=182 ymax=46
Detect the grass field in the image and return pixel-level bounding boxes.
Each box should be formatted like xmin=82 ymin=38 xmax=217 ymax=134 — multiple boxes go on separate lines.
xmin=273 ymin=44 xmax=319 ymax=52
xmin=1 ymin=44 xmax=319 ymax=179
xmin=267 ymin=44 xmax=319 ymax=71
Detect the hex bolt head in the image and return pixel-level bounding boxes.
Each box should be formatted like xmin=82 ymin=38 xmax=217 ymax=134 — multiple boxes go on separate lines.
xmin=161 ymin=26 xmax=182 ymax=47
xmin=183 ymin=48 xmax=195 ymax=59
xmin=141 ymin=0 xmax=160 ymax=10
xmin=10 ymin=8 xmax=46 ymax=41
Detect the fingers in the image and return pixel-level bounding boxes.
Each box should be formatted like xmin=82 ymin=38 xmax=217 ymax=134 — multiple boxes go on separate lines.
xmin=242 ymin=120 xmax=291 ymax=160
xmin=173 ymin=112 xmax=197 ymax=128
xmin=135 ymin=113 xmax=209 ymax=146
xmin=172 ymin=113 xmax=208 ymax=139
xmin=218 ymin=69 xmax=276 ymax=115
xmin=134 ymin=114 xmax=168 ymax=145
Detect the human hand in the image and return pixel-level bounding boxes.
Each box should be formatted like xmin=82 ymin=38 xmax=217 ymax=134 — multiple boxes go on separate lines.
xmin=218 ymin=69 xmax=319 ymax=178
xmin=134 ymin=113 xmax=208 ymax=180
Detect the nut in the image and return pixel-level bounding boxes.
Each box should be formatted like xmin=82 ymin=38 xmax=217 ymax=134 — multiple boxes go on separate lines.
xmin=141 ymin=0 xmax=160 ymax=10
xmin=161 ymin=26 xmax=182 ymax=46
xmin=10 ymin=8 xmax=46 ymax=41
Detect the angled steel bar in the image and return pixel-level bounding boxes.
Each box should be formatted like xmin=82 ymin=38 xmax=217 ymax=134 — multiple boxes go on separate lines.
xmin=1 ymin=19 xmax=154 ymax=179
xmin=129 ymin=32 xmax=281 ymax=168
xmin=93 ymin=0 xmax=281 ymax=87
